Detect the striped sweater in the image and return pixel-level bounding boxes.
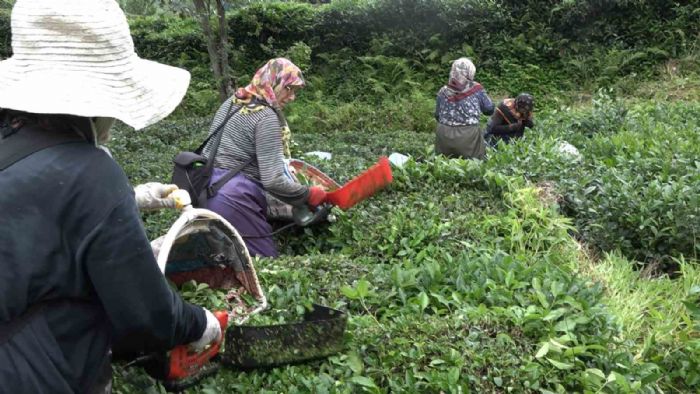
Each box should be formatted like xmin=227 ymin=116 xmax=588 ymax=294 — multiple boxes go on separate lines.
xmin=202 ymin=100 xmax=308 ymax=205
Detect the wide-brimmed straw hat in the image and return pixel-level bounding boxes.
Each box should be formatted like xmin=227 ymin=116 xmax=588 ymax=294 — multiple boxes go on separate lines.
xmin=0 ymin=0 xmax=190 ymax=130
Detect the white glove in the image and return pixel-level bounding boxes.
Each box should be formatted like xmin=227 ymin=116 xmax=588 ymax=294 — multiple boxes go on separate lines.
xmin=189 ymin=308 xmax=222 ymax=352
xmin=134 ymin=182 xmax=178 ymax=211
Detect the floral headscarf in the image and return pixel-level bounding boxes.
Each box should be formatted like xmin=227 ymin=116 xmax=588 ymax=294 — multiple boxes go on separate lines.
xmin=441 ymin=57 xmax=482 ymax=102
xmin=447 ymin=57 xmax=476 ymax=93
xmin=235 ymin=58 xmax=305 ymax=109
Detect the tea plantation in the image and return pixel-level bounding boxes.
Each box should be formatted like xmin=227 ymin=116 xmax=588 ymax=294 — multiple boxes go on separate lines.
xmin=111 ymin=88 xmax=699 ymax=393
xmin=23 ymin=0 xmax=688 ymax=394
xmin=0 ymin=0 xmax=697 ymax=391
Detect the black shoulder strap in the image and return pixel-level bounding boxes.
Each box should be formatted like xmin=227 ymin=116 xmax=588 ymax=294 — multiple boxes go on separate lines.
xmin=207 ymin=155 xmax=255 ymax=198
xmin=497 ymin=102 xmax=519 ymax=125
xmin=0 ymin=126 xmax=86 ymax=171
xmin=195 ymin=100 xmax=242 ymax=155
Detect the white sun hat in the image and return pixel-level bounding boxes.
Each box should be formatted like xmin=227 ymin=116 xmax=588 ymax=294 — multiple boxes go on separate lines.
xmin=0 ymin=0 xmax=190 ymax=130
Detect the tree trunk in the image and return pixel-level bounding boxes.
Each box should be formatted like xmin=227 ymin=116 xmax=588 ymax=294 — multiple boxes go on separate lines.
xmin=216 ymin=0 xmax=233 ymax=99
xmin=192 ymin=0 xmax=232 ymax=103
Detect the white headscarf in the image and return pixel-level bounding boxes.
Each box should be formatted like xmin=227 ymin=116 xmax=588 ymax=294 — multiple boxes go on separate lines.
xmin=447 ymin=58 xmax=476 ymax=92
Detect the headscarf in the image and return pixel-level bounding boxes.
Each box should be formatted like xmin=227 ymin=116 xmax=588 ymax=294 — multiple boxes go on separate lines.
xmin=515 ymin=93 xmax=534 ymax=114
xmin=442 ymin=57 xmax=482 ymax=102
xmin=447 ymin=58 xmax=476 ymax=92
xmin=235 ymin=58 xmax=305 ymax=109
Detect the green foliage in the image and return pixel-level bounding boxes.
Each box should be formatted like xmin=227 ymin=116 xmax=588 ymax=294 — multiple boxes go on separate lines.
xmin=282 ymin=41 xmax=312 ymax=73
xmin=226 ymin=1 xmax=318 ymax=71
xmin=109 ymin=94 xmax=698 ymax=392
xmin=1 ymin=0 xmax=697 ymax=113
xmin=0 ymin=8 xmax=9 ymax=59
xmin=129 ymin=16 xmax=205 ymax=65
xmin=118 ymin=0 xmax=162 ymax=16
xmin=178 ymin=280 xmax=229 ymax=310
xmin=288 ymin=89 xmax=435 ymax=135
xmin=484 ymin=90 xmax=700 ymax=265
xmin=586 ymin=254 xmax=700 ymax=387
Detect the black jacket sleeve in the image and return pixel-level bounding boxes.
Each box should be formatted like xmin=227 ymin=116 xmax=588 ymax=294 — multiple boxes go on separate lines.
xmin=78 ymin=195 xmax=206 ymax=354
xmin=488 ymin=111 xmax=519 ymax=135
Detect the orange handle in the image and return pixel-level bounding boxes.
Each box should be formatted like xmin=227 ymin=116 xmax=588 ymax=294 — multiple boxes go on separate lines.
xmin=166 ymin=310 xmax=228 ymax=380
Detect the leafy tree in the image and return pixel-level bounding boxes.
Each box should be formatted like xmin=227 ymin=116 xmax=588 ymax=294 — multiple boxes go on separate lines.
xmin=119 ymin=0 xmax=234 ymax=102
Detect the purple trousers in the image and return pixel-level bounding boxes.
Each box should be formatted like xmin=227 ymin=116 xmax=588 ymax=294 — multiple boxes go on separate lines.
xmin=207 ymin=168 xmax=278 ymax=258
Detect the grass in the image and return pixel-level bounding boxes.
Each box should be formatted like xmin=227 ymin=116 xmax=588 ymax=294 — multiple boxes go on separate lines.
xmin=582 ymin=254 xmax=699 ymax=344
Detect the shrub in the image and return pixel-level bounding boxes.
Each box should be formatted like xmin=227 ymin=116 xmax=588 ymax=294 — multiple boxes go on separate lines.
xmin=486 ymin=91 xmax=700 ymax=265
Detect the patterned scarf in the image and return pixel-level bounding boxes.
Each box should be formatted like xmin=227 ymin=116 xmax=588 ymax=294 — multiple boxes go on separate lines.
xmin=235 ymin=58 xmax=305 ymax=109
xmin=444 ymin=58 xmax=476 ymax=97
xmin=234 ymin=58 xmax=304 ymax=158
xmin=445 ymin=82 xmax=483 ymax=103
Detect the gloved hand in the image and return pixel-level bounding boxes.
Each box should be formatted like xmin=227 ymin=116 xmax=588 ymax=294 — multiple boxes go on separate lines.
xmin=134 ymin=182 xmax=178 ymax=211
xmin=188 ymin=308 xmax=223 ymax=352
xmin=307 ymin=186 xmax=327 ymax=208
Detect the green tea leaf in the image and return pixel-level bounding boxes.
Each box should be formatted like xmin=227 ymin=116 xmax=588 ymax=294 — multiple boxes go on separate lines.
xmin=350 ymin=376 xmax=378 ymax=389
xmin=546 ymin=358 xmax=574 ymax=370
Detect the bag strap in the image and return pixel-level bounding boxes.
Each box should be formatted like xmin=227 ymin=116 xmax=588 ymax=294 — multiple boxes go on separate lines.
xmin=0 ymin=125 xmax=86 ymax=170
xmin=496 ymin=101 xmax=519 ymax=125
xmin=195 ymin=100 xmax=242 ymax=155
xmin=201 ymin=98 xmax=284 ymax=199
xmin=207 ymin=155 xmax=255 ymax=198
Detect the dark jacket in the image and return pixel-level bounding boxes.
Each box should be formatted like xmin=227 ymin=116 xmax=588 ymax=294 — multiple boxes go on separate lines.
xmin=0 ymin=127 xmax=205 ymax=393
xmin=485 ymin=99 xmax=534 ymax=145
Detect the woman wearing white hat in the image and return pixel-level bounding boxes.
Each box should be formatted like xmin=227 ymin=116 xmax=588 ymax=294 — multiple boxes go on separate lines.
xmin=0 ymin=1 xmax=221 ymax=392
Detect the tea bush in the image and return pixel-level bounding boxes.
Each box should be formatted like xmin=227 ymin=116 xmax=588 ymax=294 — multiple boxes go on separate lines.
xmin=110 ymin=94 xmax=698 ymax=392
xmin=484 ymin=90 xmax=700 ymax=264
xmin=1 ymin=0 xmax=696 ymax=391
